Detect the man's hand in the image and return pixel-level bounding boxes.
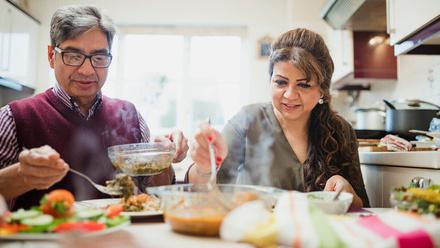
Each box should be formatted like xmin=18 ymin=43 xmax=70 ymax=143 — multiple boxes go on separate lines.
xmin=155 ymin=130 xmax=189 ymax=163
xmin=18 ymin=145 xmax=69 ymax=189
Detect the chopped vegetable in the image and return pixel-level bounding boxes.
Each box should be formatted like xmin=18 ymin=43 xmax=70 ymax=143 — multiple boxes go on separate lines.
xmin=54 ymin=221 xmax=106 ymax=233
xmin=40 ymin=189 xmax=75 ymax=218
xmin=307 ymin=194 xmax=324 ymax=200
xmin=106 ymin=205 xmax=123 ymax=218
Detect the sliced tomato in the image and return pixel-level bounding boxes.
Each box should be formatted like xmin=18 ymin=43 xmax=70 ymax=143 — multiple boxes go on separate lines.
xmin=106 ymin=205 xmax=123 ymax=218
xmin=54 ymin=221 xmax=106 ymax=233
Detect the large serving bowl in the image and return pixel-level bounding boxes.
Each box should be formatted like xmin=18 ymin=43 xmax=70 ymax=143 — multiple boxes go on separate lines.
xmin=108 ymin=142 xmax=175 ymax=176
xmin=146 ymin=184 xmax=286 ymax=236
xmin=304 ymin=191 xmax=353 ymax=215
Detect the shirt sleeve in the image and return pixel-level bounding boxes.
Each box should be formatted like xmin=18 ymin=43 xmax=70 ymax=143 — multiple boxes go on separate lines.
xmin=137 ymin=111 xmax=150 ymax=143
xmin=217 ymin=108 xmax=247 ymax=184
xmin=0 ymin=105 xmax=19 ymax=168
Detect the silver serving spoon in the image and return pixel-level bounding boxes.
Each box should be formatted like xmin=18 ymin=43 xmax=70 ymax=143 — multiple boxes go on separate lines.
xmin=206 ymin=119 xmax=234 ymax=211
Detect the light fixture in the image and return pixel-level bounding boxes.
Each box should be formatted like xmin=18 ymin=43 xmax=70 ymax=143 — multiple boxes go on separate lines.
xmin=369 ymin=36 xmax=385 ymax=46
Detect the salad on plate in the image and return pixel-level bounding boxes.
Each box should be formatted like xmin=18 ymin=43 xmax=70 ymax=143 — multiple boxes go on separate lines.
xmin=0 ymin=189 xmax=130 ymax=237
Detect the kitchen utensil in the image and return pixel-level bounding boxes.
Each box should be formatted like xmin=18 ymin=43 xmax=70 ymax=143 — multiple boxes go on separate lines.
xmin=355 ymin=108 xmax=386 ymax=130
xmin=69 ymin=168 xmax=122 ymax=196
xmin=385 ymin=99 xmax=440 ymax=140
xmin=108 ymin=142 xmax=175 ymax=176
xmin=206 ymin=118 xmax=234 ymax=211
xmin=383 ymin=99 xmax=396 ymax=109
xmin=411 ymin=177 xmax=432 ymax=189
xmin=409 ymin=129 xmax=440 ymax=139
xmin=332 ymin=182 xmax=346 ymax=201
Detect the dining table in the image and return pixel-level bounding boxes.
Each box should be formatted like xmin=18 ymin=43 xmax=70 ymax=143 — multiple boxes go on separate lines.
xmin=0 ymin=208 xmax=389 ymax=248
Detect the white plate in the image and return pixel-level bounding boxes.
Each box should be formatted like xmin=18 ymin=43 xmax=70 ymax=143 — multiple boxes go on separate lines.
xmin=0 ymin=221 xmax=130 ymax=241
xmin=75 ymin=198 xmax=163 ymax=217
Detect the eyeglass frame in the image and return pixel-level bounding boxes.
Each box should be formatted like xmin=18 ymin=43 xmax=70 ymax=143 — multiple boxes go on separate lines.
xmin=54 ymin=47 xmax=113 ymax=68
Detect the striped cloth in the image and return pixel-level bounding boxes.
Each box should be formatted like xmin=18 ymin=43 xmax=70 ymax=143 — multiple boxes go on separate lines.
xmin=220 ymin=192 xmax=440 ymax=248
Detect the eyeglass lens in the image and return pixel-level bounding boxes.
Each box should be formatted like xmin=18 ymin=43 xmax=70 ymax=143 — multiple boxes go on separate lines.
xmin=62 ymin=52 xmax=112 ymax=68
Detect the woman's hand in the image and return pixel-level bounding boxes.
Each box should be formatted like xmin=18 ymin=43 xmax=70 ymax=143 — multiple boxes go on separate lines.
xmin=324 ymin=175 xmax=363 ymax=208
xmin=155 ymin=130 xmax=189 ymax=163
xmin=18 ymin=145 xmax=69 ymax=190
xmin=190 ymin=121 xmax=228 ymax=176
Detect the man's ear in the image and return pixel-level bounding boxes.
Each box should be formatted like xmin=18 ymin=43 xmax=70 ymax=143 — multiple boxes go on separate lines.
xmin=48 ymin=45 xmax=55 ymax=69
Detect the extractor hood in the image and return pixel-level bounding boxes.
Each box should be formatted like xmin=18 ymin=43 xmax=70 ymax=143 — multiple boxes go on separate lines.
xmin=320 ymin=0 xmax=386 ymax=31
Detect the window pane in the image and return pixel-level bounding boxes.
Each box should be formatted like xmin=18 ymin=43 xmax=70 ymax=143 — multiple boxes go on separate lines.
xmin=120 ymin=35 xmax=184 ymax=134
xmin=190 ymin=36 xmax=241 ymax=82
xmin=190 ymin=36 xmax=241 ymax=129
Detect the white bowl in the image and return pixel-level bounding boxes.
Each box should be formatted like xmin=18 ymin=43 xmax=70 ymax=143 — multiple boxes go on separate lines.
xmin=304 ymin=191 xmax=353 ymax=215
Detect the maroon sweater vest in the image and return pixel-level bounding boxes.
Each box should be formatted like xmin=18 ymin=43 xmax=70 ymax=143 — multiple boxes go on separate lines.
xmin=8 ymin=89 xmax=141 ymax=210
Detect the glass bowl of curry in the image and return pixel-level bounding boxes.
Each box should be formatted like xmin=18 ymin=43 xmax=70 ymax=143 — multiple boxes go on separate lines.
xmin=108 ymin=142 xmax=175 ymax=176
xmin=146 ymin=184 xmax=285 ymax=236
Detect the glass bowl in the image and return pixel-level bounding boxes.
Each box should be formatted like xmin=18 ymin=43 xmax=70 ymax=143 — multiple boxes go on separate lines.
xmin=389 ymin=187 xmax=440 ymax=217
xmin=108 ymin=142 xmax=175 ymax=176
xmin=146 ymin=184 xmax=286 ymax=236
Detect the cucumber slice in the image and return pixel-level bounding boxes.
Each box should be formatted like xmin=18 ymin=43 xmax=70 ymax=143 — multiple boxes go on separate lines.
xmin=10 ymin=209 xmax=40 ymax=221
xmin=76 ymin=209 xmax=105 ymax=220
xmin=21 ymin=214 xmax=54 ymax=226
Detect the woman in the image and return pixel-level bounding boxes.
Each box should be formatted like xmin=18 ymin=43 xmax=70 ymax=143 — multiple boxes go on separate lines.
xmin=187 ymin=28 xmax=369 ymax=208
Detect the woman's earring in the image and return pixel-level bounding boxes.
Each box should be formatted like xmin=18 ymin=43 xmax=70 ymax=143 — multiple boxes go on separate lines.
xmin=318 ymin=98 xmax=324 ymax=104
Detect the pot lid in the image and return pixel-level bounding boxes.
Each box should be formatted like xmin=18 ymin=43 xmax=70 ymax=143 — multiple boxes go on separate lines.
xmin=387 ymin=99 xmax=440 ymax=110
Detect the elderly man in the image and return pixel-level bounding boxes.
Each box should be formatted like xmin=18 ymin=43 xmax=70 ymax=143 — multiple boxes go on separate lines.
xmin=0 ymin=5 xmax=189 ymax=210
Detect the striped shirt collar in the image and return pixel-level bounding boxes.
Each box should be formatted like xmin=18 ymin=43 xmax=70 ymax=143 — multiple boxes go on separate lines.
xmin=52 ymin=83 xmax=103 ymax=120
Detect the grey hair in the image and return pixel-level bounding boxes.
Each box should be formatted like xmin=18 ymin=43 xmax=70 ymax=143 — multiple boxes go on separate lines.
xmin=50 ymin=5 xmax=117 ymax=50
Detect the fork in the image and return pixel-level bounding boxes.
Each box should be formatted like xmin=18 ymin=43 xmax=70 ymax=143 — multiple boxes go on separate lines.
xmin=69 ymin=168 xmax=122 ymax=196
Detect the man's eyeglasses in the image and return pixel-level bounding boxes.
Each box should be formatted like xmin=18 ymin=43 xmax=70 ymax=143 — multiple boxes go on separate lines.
xmin=54 ymin=47 xmax=112 ymax=68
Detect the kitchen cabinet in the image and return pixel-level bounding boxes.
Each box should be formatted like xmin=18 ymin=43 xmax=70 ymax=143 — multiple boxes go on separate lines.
xmin=361 ymin=164 xmax=440 ymax=207
xmin=329 ymin=30 xmax=397 ymax=90
xmin=0 ymin=0 xmax=39 ymax=88
xmin=360 ymin=151 xmax=440 ymax=207
xmin=387 ymin=0 xmax=440 ymax=46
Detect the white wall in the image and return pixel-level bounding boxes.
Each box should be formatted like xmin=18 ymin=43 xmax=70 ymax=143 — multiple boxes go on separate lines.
xmin=26 ymin=0 xmax=328 ymax=106
xmin=339 ymin=55 xmax=440 ymax=124
xmin=27 ymin=0 xmax=440 ymax=126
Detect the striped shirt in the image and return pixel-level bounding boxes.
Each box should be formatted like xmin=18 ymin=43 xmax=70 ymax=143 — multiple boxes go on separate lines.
xmin=0 ymin=83 xmax=150 ymax=168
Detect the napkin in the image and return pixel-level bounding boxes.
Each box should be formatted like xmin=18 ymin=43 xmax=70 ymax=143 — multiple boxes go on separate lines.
xmin=220 ymin=191 xmax=440 ymax=248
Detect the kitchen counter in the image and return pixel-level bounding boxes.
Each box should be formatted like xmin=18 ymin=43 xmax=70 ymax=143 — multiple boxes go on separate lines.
xmin=360 ymin=151 xmax=440 ymax=207
xmin=359 ymin=151 xmax=440 ymax=169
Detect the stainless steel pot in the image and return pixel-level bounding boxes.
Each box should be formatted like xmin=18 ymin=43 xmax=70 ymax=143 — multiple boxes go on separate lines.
xmin=385 ymin=99 xmax=440 ymax=140
xmin=355 ymin=108 xmax=386 ymax=130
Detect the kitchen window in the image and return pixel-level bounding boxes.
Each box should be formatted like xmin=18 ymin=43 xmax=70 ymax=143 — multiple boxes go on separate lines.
xmin=103 ymin=26 xmax=246 ymax=138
